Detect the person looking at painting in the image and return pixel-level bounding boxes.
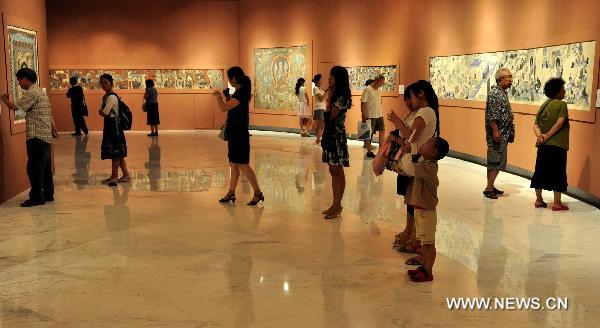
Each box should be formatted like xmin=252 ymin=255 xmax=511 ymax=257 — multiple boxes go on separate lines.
xmin=1 ymin=68 xmax=59 ymax=207
xmin=144 ymin=79 xmax=160 ymax=137
xmin=531 ymin=78 xmax=570 ymax=211
xmin=66 ymin=76 xmax=88 ymax=136
xmin=312 ymin=74 xmax=327 ymax=144
xmin=296 ymin=78 xmax=311 ymax=137
xmin=215 ymin=66 xmax=264 ymax=206
xmin=387 ymin=80 xmax=440 ymax=253
xmin=484 ymin=68 xmax=515 ymax=199
xmin=98 ymin=74 xmax=130 ymax=186
xmin=321 ymin=66 xmax=352 ymax=219
xmin=361 ymin=74 xmax=386 ymax=158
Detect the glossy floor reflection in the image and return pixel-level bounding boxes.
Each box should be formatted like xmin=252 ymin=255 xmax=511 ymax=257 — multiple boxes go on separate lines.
xmin=1 ymin=131 xmax=598 ymax=327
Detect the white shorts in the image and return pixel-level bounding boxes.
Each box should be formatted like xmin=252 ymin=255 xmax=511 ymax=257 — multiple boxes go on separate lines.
xmin=415 ymin=208 xmax=437 ymax=245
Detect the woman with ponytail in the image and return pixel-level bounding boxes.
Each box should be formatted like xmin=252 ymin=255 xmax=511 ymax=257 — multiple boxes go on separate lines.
xmin=295 ymin=78 xmax=311 ymax=136
xmin=215 ymin=66 xmax=264 ymax=206
xmin=386 ymin=79 xmax=440 ymax=253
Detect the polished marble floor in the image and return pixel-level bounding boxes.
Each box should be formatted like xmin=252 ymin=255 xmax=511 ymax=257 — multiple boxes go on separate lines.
xmin=0 ymin=130 xmax=599 ymax=327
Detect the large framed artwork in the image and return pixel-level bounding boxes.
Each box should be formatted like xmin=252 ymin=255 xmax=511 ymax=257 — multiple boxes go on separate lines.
xmin=345 ymin=65 xmax=398 ymax=93
xmin=429 ymin=41 xmax=596 ymax=111
xmin=49 ymin=69 xmax=225 ymax=91
xmin=253 ymin=45 xmax=307 ymax=110
xmin=4 ymin=23 xmax=39 ymax=134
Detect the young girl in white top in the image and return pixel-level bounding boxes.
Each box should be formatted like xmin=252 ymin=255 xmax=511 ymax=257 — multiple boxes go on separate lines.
xmin=98 ymin=73 xmax=130 ymax=186
xmin=312 ymin=74 xmax=327 ymax=144
xmin=295 ymin=78 xmax=311 ymax=137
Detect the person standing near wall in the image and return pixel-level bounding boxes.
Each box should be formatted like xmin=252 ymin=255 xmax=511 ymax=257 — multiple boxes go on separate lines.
xmin=1 ymin=68 xmax=59 ymax=207
xmin=312 ymin=74 xmax=327 ymax=144
xmin=484 ymin=68 xmax=515 ymax=199
xmin=144 ymin=79 xmax=160 ymax=137
xmin=66 ymin=76 xmax=88 ymax=136
xmin=531 ymin=78 xmax=570 ymax=211
xmin=361 ymin=74 xmax=386 ymax=158
xmin=98 ymin=74 xmax=130 ymax=186
xmin=321 ymin=66 xmax=352 ymax=219
xmin=215 ymin=66 xmax=264 ymax=206
xmin=296 ymin=78 xmax=311 ymax=137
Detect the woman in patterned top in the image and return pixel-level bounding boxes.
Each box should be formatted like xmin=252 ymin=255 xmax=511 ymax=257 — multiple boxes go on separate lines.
xmin=321 ymin=66 xmax=351 ymax=219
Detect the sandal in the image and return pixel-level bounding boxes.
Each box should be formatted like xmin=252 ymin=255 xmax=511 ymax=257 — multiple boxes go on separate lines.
xmin=552 ymin=204 xmax=569 ymax=211
xmin=118 ymin=176 xmax=131 ymax=183
xmin=534 ymin=201 xmax=548 ymax=208
xmin=396 ymin=242 xmax=421 ymax=254
xmin=322 ymin=206 xmax=343 ymax=215
xmin=405 ymin=256 xmax=423 ymax=266
xmin=410 ymin=267 xmax=433 ymax=282
xmin=324 ymin=207 xmax=342 ymax=219
xmin=102 ymin=177 xmax=118 ymax=184
xmin=393 ymin=231 xmax=410 ymax=246
xmin=407 ymin=265 xmax=426 ymax=276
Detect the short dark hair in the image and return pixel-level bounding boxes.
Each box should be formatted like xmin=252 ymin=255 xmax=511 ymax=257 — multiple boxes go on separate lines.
xmin=145 ymin=79 xmax=155 ymax=88
xmin=543 ymin=78 xmax=565 ymax=98
xmin=433 ymin=137 xmax=450 ymax=160
xmin=226 ymin=66 xmax=245 ymax=80
xmin=16 ymin=67 xmax=37 ymax=83
xmin=99 ymin=73 xmax=114 ymax=85
xmin=365 ymin=79 xmax=374 ymax=86
xmin=403 ymin=84 xmax=412 ymax=100
xmin=69 ymin=76 xmax=78 ymax=86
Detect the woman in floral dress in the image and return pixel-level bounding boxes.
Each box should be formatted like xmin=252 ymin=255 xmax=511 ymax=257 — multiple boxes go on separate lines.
xmin=321 ymin=66 xmax=352 ymax=219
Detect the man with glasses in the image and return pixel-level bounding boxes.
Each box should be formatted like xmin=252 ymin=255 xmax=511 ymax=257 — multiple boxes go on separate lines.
xmin=484 ymin=68 xmax=515 ymax=199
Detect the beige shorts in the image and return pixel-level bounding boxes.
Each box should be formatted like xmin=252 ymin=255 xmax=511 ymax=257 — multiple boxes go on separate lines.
xmin=415 ymin=208 xmax=437 ymax=245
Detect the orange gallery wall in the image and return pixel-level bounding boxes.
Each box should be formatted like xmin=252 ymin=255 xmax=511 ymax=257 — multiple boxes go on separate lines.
xmin=45 ymin=0 xmax=239 ymax=133
xmin=0 ymin=0 xmax=49 ymax=203
xmin=238 ymin=0 xmax=600 ymax=201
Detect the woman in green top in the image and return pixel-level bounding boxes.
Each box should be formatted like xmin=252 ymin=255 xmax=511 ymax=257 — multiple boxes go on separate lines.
xmin=531 ymin=78 xmax=570 ymax=211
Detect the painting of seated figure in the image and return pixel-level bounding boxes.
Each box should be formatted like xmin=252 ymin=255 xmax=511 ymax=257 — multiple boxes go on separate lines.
xmin=253 ymin=45 xmax=307 ymax=110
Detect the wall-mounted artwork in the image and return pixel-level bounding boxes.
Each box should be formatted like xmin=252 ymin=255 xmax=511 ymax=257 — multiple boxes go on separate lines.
xmin=49 ymin=69 xmax=225 ymax=90
xmin=346 ymin=65 xmax=398 ymax=92
xmin=429 ymin=41 xmax=596 ymax=110
xmin=8 ymin=25 xmax=39 ymax=123
xmin=253 ymin=45 xmax=307 ymax=110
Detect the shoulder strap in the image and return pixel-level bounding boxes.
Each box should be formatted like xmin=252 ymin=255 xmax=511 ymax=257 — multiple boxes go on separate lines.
xmin=536 ymin=99 xmax=553 ymax=122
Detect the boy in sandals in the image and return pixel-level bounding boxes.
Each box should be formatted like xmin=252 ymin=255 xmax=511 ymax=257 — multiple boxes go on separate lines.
xmin=397 ymin=136 xmax=449 ymax=282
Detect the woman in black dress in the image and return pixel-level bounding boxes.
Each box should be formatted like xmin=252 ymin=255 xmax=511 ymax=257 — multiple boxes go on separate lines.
xmin=144 ymin=79 xmax=160 ymax=136
xmin=215 ymin=66 xmax=264 ymax=206
xmin=321 ymin=66 xmax=352 ymax=219
xmin=98 ymin=74 xmax=130 ymax=186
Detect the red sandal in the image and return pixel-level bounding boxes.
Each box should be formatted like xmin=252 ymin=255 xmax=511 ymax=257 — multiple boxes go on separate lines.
xmin=410 ymin=267 xmax=433 ymax=282
xmin=407 ymin=265 xmax=426 ymax=276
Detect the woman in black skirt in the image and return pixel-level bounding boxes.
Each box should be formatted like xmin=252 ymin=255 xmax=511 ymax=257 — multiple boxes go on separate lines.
xmin=144 ymin=79 xmax=160 ymax=136
xmin=531 ymin=78 xmax=570 ymax=211
xmin=215 ymin=66 xmax=264 ymax=206
xmin=98 ymin=73 xmax=130 ymax=186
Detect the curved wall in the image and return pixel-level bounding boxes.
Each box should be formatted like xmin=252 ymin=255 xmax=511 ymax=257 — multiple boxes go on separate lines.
xmin=239 ymin=0 xmax=600 ymax=203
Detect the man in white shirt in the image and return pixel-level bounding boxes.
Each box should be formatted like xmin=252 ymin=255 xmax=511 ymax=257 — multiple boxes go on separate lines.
xmin=361 ymin=74 xmax=386 ymax=158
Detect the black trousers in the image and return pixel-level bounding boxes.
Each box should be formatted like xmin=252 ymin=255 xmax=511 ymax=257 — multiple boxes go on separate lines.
xmin=72 ymin=109 xmax=88 ymax=134
xmin=26 ymin=138 xmax=54 ymax=201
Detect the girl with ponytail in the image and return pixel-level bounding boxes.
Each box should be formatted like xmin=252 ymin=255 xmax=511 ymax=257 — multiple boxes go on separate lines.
xmin=295 ymin=78 xmax=311 ymax=137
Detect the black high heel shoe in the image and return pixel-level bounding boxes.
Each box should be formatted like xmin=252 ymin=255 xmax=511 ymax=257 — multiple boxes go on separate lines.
xmin=247 ymin=192 xmax=264 ymax=206
xmin=219 ymin=192 xmax=236 ymax=204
